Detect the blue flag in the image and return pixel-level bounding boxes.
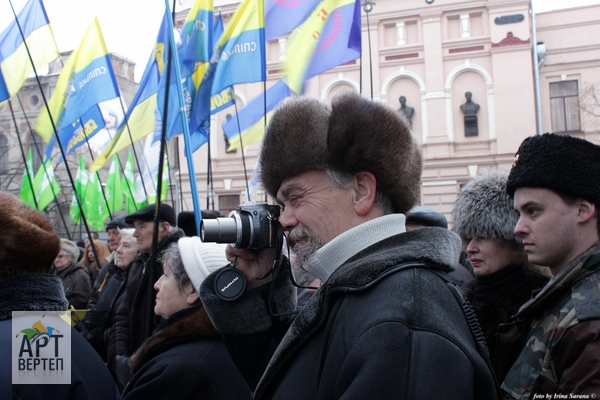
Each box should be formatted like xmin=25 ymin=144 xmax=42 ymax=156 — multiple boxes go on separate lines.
xmin=264 ymin=0 xmax=321 ymax=40
xmin=223 ymin=79 xmax=290 ymax=150
xmin=0 ymin=0 xmax=58 ymax=102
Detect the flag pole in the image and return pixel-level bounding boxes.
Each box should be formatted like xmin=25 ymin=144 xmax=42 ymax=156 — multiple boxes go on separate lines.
xmin=8 ymin=0 xmax=95 ymax=244
xmin=232 ymin=100 xmax=251 ymax=202
xmin=8 ymin=100 xmax=39 ymax=209
xmin=12 ymin=94 xmax=72 ymax=236
xmin=164 ymin=0 xmax=203 ymax=235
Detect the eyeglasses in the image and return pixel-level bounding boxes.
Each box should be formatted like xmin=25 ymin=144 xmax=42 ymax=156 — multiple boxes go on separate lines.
xmin=55 ymin=253 xmax=72 ymax=260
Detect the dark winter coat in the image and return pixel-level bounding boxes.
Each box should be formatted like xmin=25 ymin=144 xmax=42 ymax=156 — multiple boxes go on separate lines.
xmin=471 ymin=263 xmax=548 ymax=382
xmin=0 ymin=273 xmax=120 ymax=399
xmin=201 ymin=227 xmax=501 ymax=399
xmin=50 ymin=261 xmax=91 ymax=310
xmin=112 ymin=229 xmax=185 ymax=360
xmin=83 ymin=258 xmax=130 ymax=361
xmin=122 ymin=306 xmax=252 ymax=400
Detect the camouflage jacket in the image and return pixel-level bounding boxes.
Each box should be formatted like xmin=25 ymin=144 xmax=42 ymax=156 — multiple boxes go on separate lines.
xmin=499 ymin=242 xmax=600 ymax=399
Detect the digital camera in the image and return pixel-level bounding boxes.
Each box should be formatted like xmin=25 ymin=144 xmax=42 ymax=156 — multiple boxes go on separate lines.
xmin=200 ymin=203 xmax=282 ymax=250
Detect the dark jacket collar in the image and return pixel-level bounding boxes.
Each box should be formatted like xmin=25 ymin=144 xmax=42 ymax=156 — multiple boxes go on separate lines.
xmin=131 ymin=305 xmax=219 ymax=372
xmin=0 ymin=274 xmax=68 ymax=320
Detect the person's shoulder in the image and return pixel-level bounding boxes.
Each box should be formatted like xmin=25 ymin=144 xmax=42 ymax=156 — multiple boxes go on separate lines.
xmin=571 ymin=268 xmax=600 ymax=321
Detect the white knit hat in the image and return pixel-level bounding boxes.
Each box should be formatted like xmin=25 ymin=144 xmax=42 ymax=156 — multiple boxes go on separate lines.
xmin=178 ymin=237 xmax=228 ymax=292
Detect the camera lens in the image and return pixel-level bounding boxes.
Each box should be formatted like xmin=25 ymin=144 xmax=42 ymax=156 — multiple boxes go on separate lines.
xmin=200 ymin=218 xmax=239 ymax=243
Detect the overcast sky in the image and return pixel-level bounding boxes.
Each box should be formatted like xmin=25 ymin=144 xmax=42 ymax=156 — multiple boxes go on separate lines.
xmin=1 ymin=0 xmax=599 ymax=83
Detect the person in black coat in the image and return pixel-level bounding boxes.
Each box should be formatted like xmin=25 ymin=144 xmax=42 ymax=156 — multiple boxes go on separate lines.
xmin=452 ymin=169 xmax=549 ymax=381
xmin=122 ymin=237 xmax=251 ymax=400
xmin=84 ymin=228 xmax=139 ymax=361
xmin=0 ymin=191 xmax=119 ymax=400
xmin=199 ymin=93 xmax=501 ymax=399
xmin=112 ymin=203 xmax=185 ymax=389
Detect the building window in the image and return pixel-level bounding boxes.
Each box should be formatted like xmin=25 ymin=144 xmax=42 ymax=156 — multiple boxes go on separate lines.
xmin=219 ymin=194 xmax=240 ymax=217
xmin=29 ymin=134 xmax=45 ymax=171
xmin=550 ymin=80 xmax=581 ymax=133
xmin=0 ymin=135 xmax=8 ymax=173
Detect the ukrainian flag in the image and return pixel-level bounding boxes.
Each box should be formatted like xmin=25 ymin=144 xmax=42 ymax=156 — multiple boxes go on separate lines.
xmin=89 ymin=12 xmax=169 ymax=173
xmin=210 ymin=0 xmax=265 ymax=95
xmin=0 ymin=0 xmax=58 ymax=103
xmin=35 ymin=17 xmax=120 ymax=143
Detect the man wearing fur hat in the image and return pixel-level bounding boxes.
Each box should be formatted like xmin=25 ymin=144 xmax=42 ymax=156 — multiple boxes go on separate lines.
xmin=200 ymin=92 xmax=500 ymax=399
xmin=0 ymin=192 xmax=119 ymax=399
xmin=499 ymin=133 xmax=600 ymax=398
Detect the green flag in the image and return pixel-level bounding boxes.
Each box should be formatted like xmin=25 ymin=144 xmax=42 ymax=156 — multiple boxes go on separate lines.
xmin=148 ymin=161 xmax=170 ymax=205
xmin=33 ymin=159 xmax=60 ymax=210
xmin=105 ymin=154 xmax=123 ymax=214
xmin=70 ymin=155 xmax=88 ymax=225
xmin=84 ymin=171 xmax=107 ymax=230
xmin=19 ymin=148 xmax=36 ymax=208
xmin=122 ymin=150 xmax=137 ymax=214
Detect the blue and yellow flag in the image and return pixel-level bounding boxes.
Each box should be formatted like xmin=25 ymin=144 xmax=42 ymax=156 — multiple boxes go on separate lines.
xmin=0 ymin=0 xmax=58 ymax=103
xmin=189 ymin=0 xmax=265 ymax=147
xmin=210 ymin=0 xmax=265 ymax=94
xmin=35 ymin=17 xmax=119 ymax=151
xmin=161 ymin=0 xmax=214 ymax=142
xmin=223 ymin=79 xmax=290 ymax=150
xmin=264 ymin=0 xmax=321 ymax=40
xmin=284 ymin=0 xmax=355 ymax=93
xmin=305 ymin=0 xmax=361 ymax=79
xmin=90 ymin=13 xmax=170 ymax=172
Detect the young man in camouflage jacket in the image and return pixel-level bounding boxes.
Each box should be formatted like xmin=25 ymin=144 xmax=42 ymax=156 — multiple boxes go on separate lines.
xmin=499 ymin=133 xmax=600 ymax=398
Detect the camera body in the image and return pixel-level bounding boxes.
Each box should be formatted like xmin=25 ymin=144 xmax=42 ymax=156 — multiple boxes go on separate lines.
xmin=200 ymin=203 xmax=281 ymax=250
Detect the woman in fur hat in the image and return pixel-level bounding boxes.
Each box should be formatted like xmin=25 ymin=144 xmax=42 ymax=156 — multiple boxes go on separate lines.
xmin=122 ymin=237 xmax=251 ymax=400
xmin=451 ymin=169 xmax=549 ymax=381
xmin=0 ymin=192 xmax=120 ymax=399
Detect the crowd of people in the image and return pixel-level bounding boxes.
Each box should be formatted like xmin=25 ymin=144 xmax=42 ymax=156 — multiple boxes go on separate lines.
xmin=1 ymin=91 xmax=599 ymax=399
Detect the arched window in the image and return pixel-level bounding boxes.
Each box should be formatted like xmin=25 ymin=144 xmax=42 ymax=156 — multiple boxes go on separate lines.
xmin=0 ymin=135 xmax=8 ymax=173
xmin=29 ymin=134 xmax=44 ymax=171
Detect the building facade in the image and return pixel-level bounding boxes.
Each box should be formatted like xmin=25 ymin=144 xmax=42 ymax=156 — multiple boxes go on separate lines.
xmin=1 ymin=0 xmax=599 ymax=235
xmin=175 ymin=0 xmax=600 ymax=222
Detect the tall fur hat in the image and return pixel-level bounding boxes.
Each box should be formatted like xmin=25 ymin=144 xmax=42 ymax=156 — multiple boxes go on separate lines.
xmin=452 ymin=170 xmax=519 ymax=243
xmin=259 ymin=92 xmax=422 ymax=213
xmin=0 ymin=192 xmax=60 ymax=279
xmin=506 ymin=133 xmax=600 ymax=204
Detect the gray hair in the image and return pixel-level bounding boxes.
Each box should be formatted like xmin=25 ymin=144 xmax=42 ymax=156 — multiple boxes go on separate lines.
xmin=118 ymin=228 xmax=136 ymax=241
xmin=159 ymin=243 xmax=193 ymax=292
xmin=326 ymin=168 xmax=394 ymax=215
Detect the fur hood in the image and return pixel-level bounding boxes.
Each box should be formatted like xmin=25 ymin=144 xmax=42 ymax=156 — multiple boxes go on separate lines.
xmin=0 ymin=192 xmax=60 ymax=279
xmin=131 ymin=305 xmax=220 ymax=372
xmin=452 ymin=169 xmax=519 ymax=243
xmin=259 ymin=92 xmax=422 ymax=213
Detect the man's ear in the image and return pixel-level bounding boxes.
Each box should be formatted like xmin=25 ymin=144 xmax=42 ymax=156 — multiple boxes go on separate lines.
xmin=353 ymin=171 xmax=377 ymax=216
xmin=577 ymin=198 xmax=597 ymax=224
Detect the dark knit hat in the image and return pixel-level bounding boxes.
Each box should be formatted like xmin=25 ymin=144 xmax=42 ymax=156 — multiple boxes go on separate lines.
xmin=405 ymin=206 xmax=448 ymax=229
xmin=452 ymin=169 xmax=519 ymax=242
xmin=125 ymin=203 xmax=176 ymax=226
xmin=260 ymin=92 xmax=422 ymax=213
xmin=106 ymin=215 xmax=133 ymax=231
xmin=0 ymin=191 xmax=60 ymax=278
xmin=506 ymin=133 xmax=600 ymax=204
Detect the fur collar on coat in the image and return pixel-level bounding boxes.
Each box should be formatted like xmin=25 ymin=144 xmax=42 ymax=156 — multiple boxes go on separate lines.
xmin=131 ymin=305 xmax=220 ymax=372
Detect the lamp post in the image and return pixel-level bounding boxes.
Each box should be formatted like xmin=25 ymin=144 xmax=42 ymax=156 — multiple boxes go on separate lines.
xmin=531 ymin=0 xmax=544 ymax=135
xmin=362 ymin=1 xmax=375 ymax=99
